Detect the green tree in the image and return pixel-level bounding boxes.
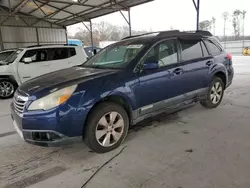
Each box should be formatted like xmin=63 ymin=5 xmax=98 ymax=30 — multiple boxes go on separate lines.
xmin=232 ymin=10 xmax=242 ymax=39
xmin=199 ymin=20 xmax=212 ymax=31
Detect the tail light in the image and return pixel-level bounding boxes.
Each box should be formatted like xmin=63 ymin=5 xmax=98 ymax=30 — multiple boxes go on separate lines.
xmin=227 ymin=53 xmax=232 ymax=61
xmin=227 ymin=53 xmax=232 ymax=65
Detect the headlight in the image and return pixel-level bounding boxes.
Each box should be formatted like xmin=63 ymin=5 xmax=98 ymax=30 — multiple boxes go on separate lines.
xmin=28 ymin=85 xmax=77 ymax=111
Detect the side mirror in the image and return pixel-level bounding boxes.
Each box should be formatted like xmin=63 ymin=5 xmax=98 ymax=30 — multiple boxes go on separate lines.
xmin=23 ymin=57 xmax=32 ymax=64
xmin=143 ymin=61 xmax=159 ymax=70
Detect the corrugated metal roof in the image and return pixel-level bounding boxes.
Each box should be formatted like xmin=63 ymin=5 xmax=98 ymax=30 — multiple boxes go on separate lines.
xmin=0 ymin=0 xmax=154 ymax=27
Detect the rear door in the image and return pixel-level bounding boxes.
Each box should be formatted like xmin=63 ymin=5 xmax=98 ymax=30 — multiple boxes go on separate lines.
xmin=17 ymin=49 xmax=50 ymax=83
xmin=178 ymin=38 xmax=213 ymax=97
xmin=46 ymin=47 xmax=77 ymax=72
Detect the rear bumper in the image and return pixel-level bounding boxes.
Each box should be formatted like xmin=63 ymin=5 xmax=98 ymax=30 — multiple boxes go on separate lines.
xmin=226 ymin=66 xmax=234 ymax=88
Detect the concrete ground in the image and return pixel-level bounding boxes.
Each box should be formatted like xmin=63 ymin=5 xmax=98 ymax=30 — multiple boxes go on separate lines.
xmin=1 ymin=56 xmax=250 ymax=188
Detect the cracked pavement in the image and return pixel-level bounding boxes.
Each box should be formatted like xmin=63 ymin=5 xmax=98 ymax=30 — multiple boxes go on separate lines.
xmin=0 ymin=56 xmax=250 ymax=188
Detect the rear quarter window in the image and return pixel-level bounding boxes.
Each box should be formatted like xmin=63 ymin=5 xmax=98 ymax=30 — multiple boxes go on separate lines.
xmin=204 ymin=39 xmax=222 ymax=56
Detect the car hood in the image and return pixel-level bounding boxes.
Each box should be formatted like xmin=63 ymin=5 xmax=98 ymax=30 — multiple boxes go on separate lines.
xmin=18 ymin=66 xmax=119 ymax=96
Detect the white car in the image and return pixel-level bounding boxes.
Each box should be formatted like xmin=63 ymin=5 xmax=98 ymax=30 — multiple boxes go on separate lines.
xmin=0 ymin=45 xmax=88 ymax=99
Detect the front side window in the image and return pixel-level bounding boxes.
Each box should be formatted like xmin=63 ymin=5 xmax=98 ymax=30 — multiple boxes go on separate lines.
xmin=204 ymin=39 xmax=222 ymax=56
xmin=21 ymin=49 xmax=47 ymax=63
xmin=180 ymin=39 xmax=203 ymax=61
xmin=83 ymin=43 xmax=145 ymax=69
xmin=143 ymin=39 xmax=178 ymax=68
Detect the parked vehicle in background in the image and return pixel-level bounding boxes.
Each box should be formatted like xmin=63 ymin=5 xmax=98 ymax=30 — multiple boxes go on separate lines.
xmin=83 ymin=46 xmax=102 ymax=57
xmin=11 ymin=30 xmax=234 ymax=153
xmin=0 ymin=45 xmax=88 ymax=99
xmin=68 ymin=39 xmax=84 ymax=46
xmin=0 ymin=49 xmax=16 ymax=64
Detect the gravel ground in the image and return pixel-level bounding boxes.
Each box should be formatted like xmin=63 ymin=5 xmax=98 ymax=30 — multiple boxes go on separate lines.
xmin=0 ymin=56 xmax=250 ymax=188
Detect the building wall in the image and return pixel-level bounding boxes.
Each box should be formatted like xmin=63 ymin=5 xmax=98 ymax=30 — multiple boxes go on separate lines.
xmin=0 ymin=11 xmax=67 ymax=50
xmin=0 ymin=26 xmax=67 ymax=50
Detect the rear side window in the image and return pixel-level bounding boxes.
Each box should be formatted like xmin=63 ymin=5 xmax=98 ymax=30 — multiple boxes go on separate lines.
xmin=47 ymin=48 xmax=69 ymax=61
xmin=69 ymin=48 xmax=76 ymax=57
xmin=180 ymin=40 xmax=203 ymax=61
xmin=204 ymin=39 xmax=222 ymax=56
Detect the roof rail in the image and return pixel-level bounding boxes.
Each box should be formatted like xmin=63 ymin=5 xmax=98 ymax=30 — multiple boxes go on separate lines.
xmin=183 ymin=30 xmax=213 ymax=36
xmin=121 ymin=30 xmax=212 ymax=40
xmin=26 ymin=44 xmax=77 ymax=48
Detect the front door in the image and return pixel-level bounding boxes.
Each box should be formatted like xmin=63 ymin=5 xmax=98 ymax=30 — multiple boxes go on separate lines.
xmin=17 ymin=49 xmax=51 ymax=83
xmin=134 ymin=39 xmax=186 ymax=115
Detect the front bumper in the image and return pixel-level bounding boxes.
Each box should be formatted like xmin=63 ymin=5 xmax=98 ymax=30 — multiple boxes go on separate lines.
xmin=10 ymin=102 xmax=87 ymax=146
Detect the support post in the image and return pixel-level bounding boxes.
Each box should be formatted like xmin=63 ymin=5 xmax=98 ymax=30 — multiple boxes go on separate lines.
xmin=196 ymin=0 xmax=200 ymax=30
xmin=90 ymin=20 xmax=94 ymax=50
xmin=0 ymin=27 xmax=4 ymax=50
xmin=128 ymin=8 xmax=132 ymax=36
xmin=36 ymin=28 xmax=40 ymax=45
xmin=120 ymin=9 xmax=132 ymax=36
xmin=192 ymin=0 xmax=200 ymax=30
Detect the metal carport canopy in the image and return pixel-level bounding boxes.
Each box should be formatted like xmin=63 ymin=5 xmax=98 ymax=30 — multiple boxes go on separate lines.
xmin=0 ymin=0 xmax=200 ymax=48
xmin=0 ymin=0 xmax=154 ymax=27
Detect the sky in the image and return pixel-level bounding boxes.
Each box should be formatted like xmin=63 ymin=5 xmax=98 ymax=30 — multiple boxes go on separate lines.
xmin=67 ymin=0 xmax=250 ymax=37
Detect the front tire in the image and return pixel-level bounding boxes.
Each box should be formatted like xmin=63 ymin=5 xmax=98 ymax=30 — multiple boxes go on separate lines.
xmin=0 ymin=79 xmax=16 ymax=99
xmin=84 ymin=102 xmax=129 ymax=153
xmin=200 ymin=77 xmax=225 ymax=109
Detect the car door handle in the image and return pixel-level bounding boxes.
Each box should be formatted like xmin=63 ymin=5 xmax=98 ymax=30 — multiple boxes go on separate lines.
xmin=173 ymin=68 xmax=183 ymax=75
xmin=206 ymin=61 xmax=213 ymax=66
xmin=41 ymin=64 xmax=49 ymax=67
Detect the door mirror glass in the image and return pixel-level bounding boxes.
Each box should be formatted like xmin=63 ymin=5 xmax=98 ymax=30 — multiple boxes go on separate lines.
xmin=143 ymin=61 xmax=159 ymax=70
xmin=23 ymin=57 xmax=32 ymax=64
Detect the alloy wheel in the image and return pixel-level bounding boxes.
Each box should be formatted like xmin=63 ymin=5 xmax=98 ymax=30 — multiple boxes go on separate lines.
xmin=210 ymin=82 xmax=223 ymax=104
xmin=0 ymin=81 xmax=14 ymax=98
xmin=95 ymin=111 xmax=125 ymax=147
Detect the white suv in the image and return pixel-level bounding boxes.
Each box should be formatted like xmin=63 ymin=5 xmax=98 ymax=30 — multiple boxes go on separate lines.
xmin=0 ymin=45 xmax=88 ymax=99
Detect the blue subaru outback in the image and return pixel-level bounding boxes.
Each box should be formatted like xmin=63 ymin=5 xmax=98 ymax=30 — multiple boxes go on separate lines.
xmin=11 ymin=30 xmax=234 ymax=153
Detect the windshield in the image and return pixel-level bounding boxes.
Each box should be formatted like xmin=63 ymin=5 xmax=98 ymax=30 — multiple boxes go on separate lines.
xmin=0 ymin=51 xmax=14 ymax=61
xmin=82 ymin=43 xmax=144 ymax=69
xmin=4 ymin=49 xmax=23 ymax=64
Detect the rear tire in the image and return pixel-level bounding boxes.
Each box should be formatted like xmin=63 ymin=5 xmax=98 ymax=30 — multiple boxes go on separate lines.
xmin=0 ymin=79 xmax=16 ymax=99
xmin=84 ymin=102 xmax=129 ymax=153
xmin=200 ymin=77 xmax=225 ymax=109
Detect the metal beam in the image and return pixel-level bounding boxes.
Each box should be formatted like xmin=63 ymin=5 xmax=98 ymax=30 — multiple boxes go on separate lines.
xmin=55 ymin=0 xmax=124 ymax=24
xmin=27 ymin=0 xmax=49 ymax=15
xmin=119 ymin=9 xmax=131 ymax=36
xmin=30 ymin=3 xmax=72 ymax=26
xmin=12 ymin=0 xmax=31 ymax=14
xmin=32 ymin=0 xmax=47 ymax=16
xmin=0 ymin=27 xmax=4 ymax=50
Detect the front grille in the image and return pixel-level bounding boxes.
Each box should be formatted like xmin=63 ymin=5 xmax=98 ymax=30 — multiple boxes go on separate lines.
xmin=13 ymin=92 xmax=28 ymax=114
